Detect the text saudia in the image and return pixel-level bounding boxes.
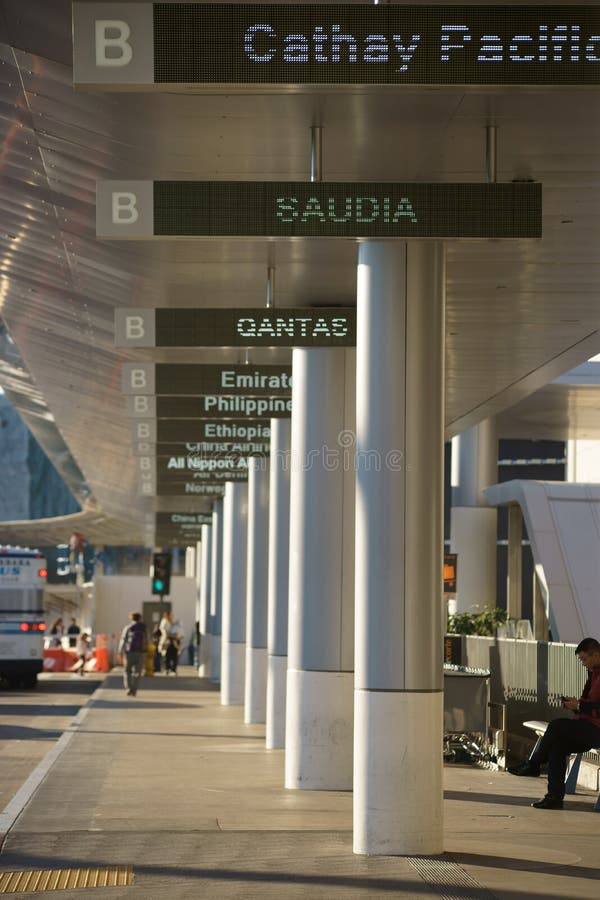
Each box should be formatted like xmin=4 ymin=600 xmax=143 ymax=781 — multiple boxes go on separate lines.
xmin=275 ymin=196 xmax=417 ymax=225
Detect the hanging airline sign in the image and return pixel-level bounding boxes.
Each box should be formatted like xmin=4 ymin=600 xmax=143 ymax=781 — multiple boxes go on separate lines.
xmin=168 ymin=396 xmax=290 ymax=419
xmin=121 ymin=363 xmax=292 ymax=396
xmin=131 ymin=440 xmax=271 ymax=457
xmin=158 ymin=451 xmax=267 ymax=474
xmin=156 ymin=511 xmax=212 ymax=531
xmin=155 ymin=531 xmax=206 ymax=547
xmin=73 ymin=4 xmax=600 ymax=89
xmin=153 ymin=513 xmax=212 ymax=546
xmin=132 ymin=419 xmax=271 ymax=444
xmin=154 ymin=482 xmax=234 ymax=496
xmin=126 ymin=394 xmax=291 ymax=419
xmin=97 ymin=180 xmax=542 ymax=240
xmin=115 ymin=307 xmax=356 ymax=348
xmin=138 ymin=480 xmax=225 ymax=497
xmin=136 ymin=455 xmax=256 ymax=480
xmin=157 ymin=470 xmax=249 ymax=484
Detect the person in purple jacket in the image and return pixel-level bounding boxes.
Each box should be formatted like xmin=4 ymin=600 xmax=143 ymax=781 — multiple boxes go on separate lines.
xmin=508 ymin=637 xmax=600 ymax=808
xmin=118 ymin=612 xmax=147 ymax=697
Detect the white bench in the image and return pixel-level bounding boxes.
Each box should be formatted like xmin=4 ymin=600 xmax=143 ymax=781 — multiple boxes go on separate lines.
xmin=523 ymin=720 xmax=600 ymax=811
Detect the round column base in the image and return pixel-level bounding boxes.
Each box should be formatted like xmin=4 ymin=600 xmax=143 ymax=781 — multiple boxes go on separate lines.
xmin=353 ymin=689 xmax=443 ymax=856
xmin=221 ymin=641 xmax=245 ymax=705
xmin=285 ymin=668 xmax=353 ymax=790
xmin=244 ymin=646 xmax=267 ymax=724
xmin=266 ymin=654 xmax=287 ymax=749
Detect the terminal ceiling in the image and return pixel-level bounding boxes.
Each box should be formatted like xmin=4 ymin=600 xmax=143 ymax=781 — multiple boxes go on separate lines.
xmin=0 ymin=0 xmax=599 ymax=545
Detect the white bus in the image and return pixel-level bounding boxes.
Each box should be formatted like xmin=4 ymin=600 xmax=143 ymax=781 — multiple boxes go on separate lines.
xmin=0 ymin=546 xmax=47 ymax=688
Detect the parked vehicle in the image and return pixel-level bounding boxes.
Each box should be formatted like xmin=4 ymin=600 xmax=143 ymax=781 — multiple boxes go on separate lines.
xmin=0 ymin=546 xmax=47 ymax=688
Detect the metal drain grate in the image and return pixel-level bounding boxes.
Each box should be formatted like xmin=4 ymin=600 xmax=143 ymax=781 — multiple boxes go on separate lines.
xmin=408 ymin=857 xmax=497 ymax=900
xmin=0 ymin=866 xmax=132 ymax=893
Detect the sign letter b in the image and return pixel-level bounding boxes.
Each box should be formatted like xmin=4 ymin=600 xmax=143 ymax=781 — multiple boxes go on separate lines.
xmin=126 ymin=316 xmax=145 ymax=340
xmin=112 ymin=192 xmax=138 ymax=224
xmin=95 ymin=20 xmax=133 ymax=67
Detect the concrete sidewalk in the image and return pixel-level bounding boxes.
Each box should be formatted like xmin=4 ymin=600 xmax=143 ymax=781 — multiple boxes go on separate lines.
xmin=1 ymin=669 xmax=599 ymax=899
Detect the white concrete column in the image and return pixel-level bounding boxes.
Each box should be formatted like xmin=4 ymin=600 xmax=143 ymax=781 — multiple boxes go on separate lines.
xmin=221 ymin=482 xmax=248 ymax=705
xmin=354 ymin=241 xmax=444 ymax=856
xmin=450 ymin=419 xmax=498 ymax=613
xmin=185 ymin=545 xmax=196 ymax=578
xmin=285 ymin=347 xmax=355 ymax=791
xmin=210 ymin=498 xmax=224 ymax=684
xmin=245 ymin=456 xmax=270 ymax=724
xmin=266 ymin=418 xmax=291 ymax=749
xmin=198 ymin=524 xmax=212 ymax=677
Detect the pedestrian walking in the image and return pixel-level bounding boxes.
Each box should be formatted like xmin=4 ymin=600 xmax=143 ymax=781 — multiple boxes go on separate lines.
xmin=118 ymin=612 xmax=147 ymax=697
xmin=75 ymin=632 xmax=91 ymax=675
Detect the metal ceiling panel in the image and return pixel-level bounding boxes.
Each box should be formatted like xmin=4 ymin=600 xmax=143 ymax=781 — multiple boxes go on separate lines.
xmin=0 ymin=1 xmax=599 ymax=544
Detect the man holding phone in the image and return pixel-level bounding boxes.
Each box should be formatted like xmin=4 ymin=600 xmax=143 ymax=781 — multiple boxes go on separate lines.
xmin=508 ymin=637 xmax=600 ymax=809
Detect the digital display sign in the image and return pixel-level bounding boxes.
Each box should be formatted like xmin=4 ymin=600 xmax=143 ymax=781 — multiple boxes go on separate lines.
xmin=157 ymin=470 xmax=249 ymax=484
xmin=155 ymin=396 xmax=291 ymax=419
xmin=156 ymin=512 xmax=212 ymax=529
xmin=154 ymin=453 xmax=269 ymax=480
xmin=121 ymin=363 xmax=292 ymax=396
xmin=98 ymin=180 xmax=542 ymax=240
xmin=156 ymin=533 xmax=202 ymax=547
xmin=115 ymin=307 xmax=356 ymax=347
xmin=133 ymin=441 xmax=271 ymax=456
xmin=156 ymin=419 xmax=271 ymax=443
xmin=74 ymin=5 xmax=600 ymax=88
xmin=150 ymin=483 xmax=226 ymax=497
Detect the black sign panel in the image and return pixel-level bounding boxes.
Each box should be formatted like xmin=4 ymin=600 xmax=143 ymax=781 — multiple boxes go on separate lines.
xmin=156 ymin=533 xmax=203 ymax=547
xmin=154 ymin=513 xmax=211 ymax=545
xmin=157 ymin=470 xmax=249 ymax=486
xmin=155 ymin=308 xmax=355 ymax=347
xmin=157 ymin=364 xmax=291 ymax=396
xmin=154 ymin=5 xmax=600 ymax=86
xmin=157 ymin=455 xmax=259 ymax=477
xmin=157 ymin=420 xmax=271 ymax=443
xmin=141 ymin=441 xmax=271 ymax=457
xmin=154 ymin=483 xmax=226 ymax=497
xmin=74 ymin=5 xmax=600 ymax=89
xmin=155 ymin=396 xmax=291 ymax=419
xmin=154 ymin=181 xmax=541 ymax=239
xmin=115 ymin=308 xmax=354 ymax=348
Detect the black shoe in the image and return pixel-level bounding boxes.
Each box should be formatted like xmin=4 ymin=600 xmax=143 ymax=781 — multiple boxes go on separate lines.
xmin=507 ymin=760 xmax=541 ymax=777
xmin=532 ymin=794 xmax=563 ymax=810
xmin=126 ymin=689 xmax=133 ymax=696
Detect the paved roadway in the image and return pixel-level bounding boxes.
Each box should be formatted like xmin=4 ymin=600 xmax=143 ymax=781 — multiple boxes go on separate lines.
xmin=0 ymin=674 xmax=104 ymax=816
xmin=0 ymin=670 xmax=599 ymax=899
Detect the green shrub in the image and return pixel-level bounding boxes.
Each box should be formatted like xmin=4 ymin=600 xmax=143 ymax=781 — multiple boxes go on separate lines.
xmin=447 ymin=606 xmax=508 ymax=636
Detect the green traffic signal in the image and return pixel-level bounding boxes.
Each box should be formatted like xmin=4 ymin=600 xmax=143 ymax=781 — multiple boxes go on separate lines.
xmin=154 ymin=579 xmax=164 ymax=592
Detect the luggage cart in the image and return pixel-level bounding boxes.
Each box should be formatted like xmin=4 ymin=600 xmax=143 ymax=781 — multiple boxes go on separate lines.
xmin=443 ymin=664 xmax=491 ymax=765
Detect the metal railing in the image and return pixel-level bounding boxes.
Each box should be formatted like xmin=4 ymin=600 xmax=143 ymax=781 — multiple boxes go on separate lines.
xmin=451 ymin=636 xmax=590 ymax=760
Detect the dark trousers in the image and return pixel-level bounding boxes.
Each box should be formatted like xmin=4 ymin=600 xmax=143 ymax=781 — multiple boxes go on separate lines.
xmin=531 ymin=718 xmax=600 ymax=798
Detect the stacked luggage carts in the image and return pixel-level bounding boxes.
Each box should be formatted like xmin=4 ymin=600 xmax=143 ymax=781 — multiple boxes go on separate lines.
xmin=443 ymin=664 xmax=494 ymax=766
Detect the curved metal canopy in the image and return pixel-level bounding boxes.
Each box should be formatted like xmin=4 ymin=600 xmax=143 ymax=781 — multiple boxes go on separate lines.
xmin=0 ymin=0 xmax=599 ymax=545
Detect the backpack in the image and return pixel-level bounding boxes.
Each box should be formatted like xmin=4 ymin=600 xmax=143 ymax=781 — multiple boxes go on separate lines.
xmin=126 ymin=621 xmax=147 ymax=653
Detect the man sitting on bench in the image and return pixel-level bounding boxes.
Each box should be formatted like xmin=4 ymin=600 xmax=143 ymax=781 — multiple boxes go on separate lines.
xmin=508 ymin=636 xmax=600 ymax=809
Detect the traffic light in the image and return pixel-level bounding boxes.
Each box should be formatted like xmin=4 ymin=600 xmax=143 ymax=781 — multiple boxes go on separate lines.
xmin=151 ymin=552 xmax=172 ymax=596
